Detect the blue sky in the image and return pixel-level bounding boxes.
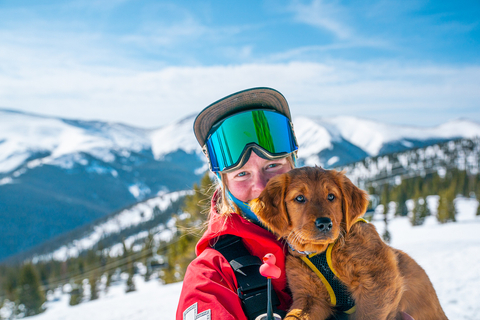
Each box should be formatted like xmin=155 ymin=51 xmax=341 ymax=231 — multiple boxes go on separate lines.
xmin=1 ymin=0 xmax=479 ymax=128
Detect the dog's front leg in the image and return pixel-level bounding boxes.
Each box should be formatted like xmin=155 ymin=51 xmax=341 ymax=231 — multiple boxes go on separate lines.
xmin=285 ymin=256 xmax=334 ymax=320
xmin=285 ymin=296 xmax=333 ymax=320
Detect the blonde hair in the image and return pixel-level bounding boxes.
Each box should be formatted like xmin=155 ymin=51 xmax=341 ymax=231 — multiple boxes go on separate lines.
xmin=215 ymin=154 xmax=296 ymax=216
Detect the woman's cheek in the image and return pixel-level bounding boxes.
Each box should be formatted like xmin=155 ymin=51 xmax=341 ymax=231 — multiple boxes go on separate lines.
xmin=228 ymin=180 xmax=249 ymax=202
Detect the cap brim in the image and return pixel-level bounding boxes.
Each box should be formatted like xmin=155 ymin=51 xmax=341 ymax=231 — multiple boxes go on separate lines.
xmin=194 ymin=87 xmax=292 ymax=147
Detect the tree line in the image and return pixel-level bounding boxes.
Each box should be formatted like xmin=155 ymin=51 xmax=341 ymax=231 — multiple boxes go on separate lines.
xmin=368 ymin=169 xmax=480 ymax=242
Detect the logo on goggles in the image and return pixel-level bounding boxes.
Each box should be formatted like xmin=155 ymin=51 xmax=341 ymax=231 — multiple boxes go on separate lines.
xmin=203 ymin=110 xmax=298 ymax=172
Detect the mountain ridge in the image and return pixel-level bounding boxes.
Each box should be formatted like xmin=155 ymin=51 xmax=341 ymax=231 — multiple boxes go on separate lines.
xmin=1 ymin=108 xmax=480 ymax=261
xmin=2 ymin=108 xmax=480 ymax=175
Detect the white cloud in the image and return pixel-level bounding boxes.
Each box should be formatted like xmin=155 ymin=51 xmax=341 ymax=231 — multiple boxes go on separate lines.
xmin=266 ymin=38 xmax=392 ymax=62
xmin=283 ymin=0 xmax=394 ymax=58
xmin=288 ymin=0 xmax=352 ymax=40
xmin=1 ymin=50 xmax=479 ymax=128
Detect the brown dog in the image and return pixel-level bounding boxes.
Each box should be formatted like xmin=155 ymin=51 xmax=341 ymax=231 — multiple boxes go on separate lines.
xmin=251 ymin=167 xmax=447 ymax=320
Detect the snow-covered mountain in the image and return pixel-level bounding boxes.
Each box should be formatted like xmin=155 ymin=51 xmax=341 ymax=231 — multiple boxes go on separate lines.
xmin=295 ymin=116 xmax=480 ymax=167
xmin=0 ymin=109 xmax=204 ymax=261
xmin=1 ymin=108 xmax=480 ymax=261
xmin=0 ymin=108 xmax=201 ymax=180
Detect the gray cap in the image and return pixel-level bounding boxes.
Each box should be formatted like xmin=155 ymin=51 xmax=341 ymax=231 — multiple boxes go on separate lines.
xmin=193 ymin=87 xmax=292 ymax=147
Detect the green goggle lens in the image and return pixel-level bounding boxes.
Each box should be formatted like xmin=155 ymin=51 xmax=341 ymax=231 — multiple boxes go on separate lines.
xmin=204 ymin=110 xmax=298 ymax=172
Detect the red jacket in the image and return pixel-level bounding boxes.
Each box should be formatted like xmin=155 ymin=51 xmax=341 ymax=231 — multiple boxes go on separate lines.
xmin=176 ymin=192 xmax=292 ymax=320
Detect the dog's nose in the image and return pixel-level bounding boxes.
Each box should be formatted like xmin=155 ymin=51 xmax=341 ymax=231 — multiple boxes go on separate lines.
xmin=315 ymin=217 xmax=333 ymax=232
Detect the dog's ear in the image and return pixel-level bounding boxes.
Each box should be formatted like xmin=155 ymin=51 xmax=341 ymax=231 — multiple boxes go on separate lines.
xmin=250 ymin=173 xmax=290 ymax=235
xmin=338 ymin=171 xmax=369 ymax=233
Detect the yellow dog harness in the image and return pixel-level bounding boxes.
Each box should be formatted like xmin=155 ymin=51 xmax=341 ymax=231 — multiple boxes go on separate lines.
xmin=300 ymin=218 xmax=368 ymax=315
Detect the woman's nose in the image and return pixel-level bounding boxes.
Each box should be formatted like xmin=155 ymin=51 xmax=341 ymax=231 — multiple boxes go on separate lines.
xmin=251 ymin=173 xmax=268 ymax=198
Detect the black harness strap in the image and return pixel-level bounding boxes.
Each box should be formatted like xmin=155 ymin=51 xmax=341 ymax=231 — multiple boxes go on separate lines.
xmin=213 ymin=234 xmax=286 ymax=320
xmin=304 ymin=250 xmax=355 ymax=313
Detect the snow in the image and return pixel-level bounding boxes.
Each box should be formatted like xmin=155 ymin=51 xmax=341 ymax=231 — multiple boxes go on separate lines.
xmin=293 ymin=117 xmax=333 ymax=163
xmin=128 ymin=183 xmax=151 ymax=200
xmin=21 ymin=197 xmax=479 ymax=320
xmin=150 ymin=116 xmax=200 ymax=160
xmin=32 ymin=191 xmax=192 ymax=262
xmin=26 ymin=277 xmax=184 ymax=320
xmin=317 ymin=116 xmax=480 ymax=156
xmin=327 ymin=156 xmax=340 ymax=166
xmin=0 ymin=110 xmax=150 ymax=175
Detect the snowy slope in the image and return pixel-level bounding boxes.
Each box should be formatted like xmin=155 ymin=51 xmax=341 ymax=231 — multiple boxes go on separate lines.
xmin=30 ymin=190 xmax=192 ymax=262
xmin=16 ymin=197 xmax=479 ymax=320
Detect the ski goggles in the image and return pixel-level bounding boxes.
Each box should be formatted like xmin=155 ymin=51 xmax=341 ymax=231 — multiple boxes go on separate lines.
xmin=203 ymin=109 xmax=298 ymax=172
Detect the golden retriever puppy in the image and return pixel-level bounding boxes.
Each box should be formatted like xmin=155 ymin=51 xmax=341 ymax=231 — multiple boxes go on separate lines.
xmin=251 ymin=167 xmax=447 ymax=320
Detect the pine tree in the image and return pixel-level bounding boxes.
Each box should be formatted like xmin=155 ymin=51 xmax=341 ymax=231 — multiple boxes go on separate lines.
xmin=437 ymin=185 xmax=456 ymax=223
xmin=105 ymin=270 xmax=113 ymax=293
xmin=379 ymin=184 xmax=393 ymax=242
xmin=394 ymin=186 xmax=408 ymax=216
xmin=17 ymin=263 xmax=45 ymax=316
xmin=89 ymin=273 xmax=99 ymax=301
xmin=4 ymin=269 xmax=18 ymax=302
xmin=380 ymin=184 xmax=390 ymax=209
xmin=431 ymin=172 xmax=442 ymax=195
xmin=69 ymin=279 xmax=83 ymax=306
xmin=152 ymin=205 xmax=162 ymax=217
xmin=36 ymin=263 xmax=49 ymax=294
xmin=411 ymin=197 xmax=427 ymax=226
xmin=382 ymin=214 xmax=391 ymax=244
xmin=143 ymin=232 xmax=155 ymax=282
xmin=456 ymin=170 xmax=469 ymax=197
xmin=121 ymin=239 xmax=129 ymax=264
xmin=466 ymin=173 xmax=476 ymax=197
xmin=437 ymin=192 xmax=448 ymax=223
xmin=125 ymin=263 xmax=136 ymax=293
xmin=476 ymin=179 xmax=480 ymax=216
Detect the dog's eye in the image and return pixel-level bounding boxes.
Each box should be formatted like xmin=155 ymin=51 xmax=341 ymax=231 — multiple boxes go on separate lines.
xmin=295 ymin=195 xmax=306 ymax=203
xmin=327 ymin=193 xmax=335 ymax=201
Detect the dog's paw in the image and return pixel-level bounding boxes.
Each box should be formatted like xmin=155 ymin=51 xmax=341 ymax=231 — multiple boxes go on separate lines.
xmin=285 ymin=309 xmax=305 ymax=320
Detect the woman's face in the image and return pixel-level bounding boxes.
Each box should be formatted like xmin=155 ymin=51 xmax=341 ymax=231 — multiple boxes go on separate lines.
xmin=225 ymin=152 xmax=292 ymax=203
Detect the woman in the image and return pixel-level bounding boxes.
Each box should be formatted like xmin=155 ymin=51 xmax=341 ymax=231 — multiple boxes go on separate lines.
xmin=176 ymin=87 xmax=298 ymax=320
